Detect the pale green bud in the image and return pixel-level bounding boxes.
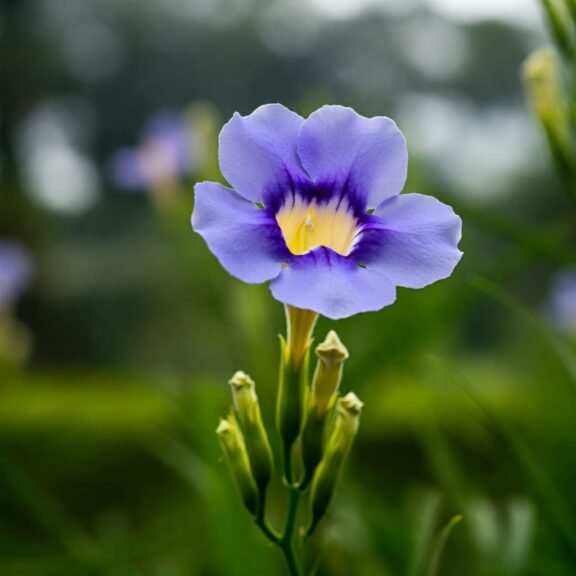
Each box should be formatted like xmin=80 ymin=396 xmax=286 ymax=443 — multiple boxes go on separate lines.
xmin=312 ymin=330 xmax=349 ymax=416
xmin=216 ymin=413 xmax=258 ymax=517
xmin=522 ymin=49 xmax=573 ymax=174
xmin=523 ymin=50 xmax=562 ymax=123
xmin=567 ymin=0 xmax=576 ymax=22
xmin=307 ymin=392 xmax=363 ymax=536
xmin=229 ymin=371 xmax=274 ymax=493
xmin=541 ymin=0 xmax=574 ymax=58
xmin=301 ymin=331 xmax=349 ymax=488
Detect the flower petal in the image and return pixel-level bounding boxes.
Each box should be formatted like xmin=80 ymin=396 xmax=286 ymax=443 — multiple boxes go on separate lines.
xmin=297 ymin=105 xmax=407 ymax=209
xmin=192 ymin=181 xmax=288 ymax=283
xmin=270 ymin=247 xmax=396 ymax=320
xmin=354 ymin=193 xmax=462 ymax=289
xmin=219 ymin=104 xmax=307 ymax=203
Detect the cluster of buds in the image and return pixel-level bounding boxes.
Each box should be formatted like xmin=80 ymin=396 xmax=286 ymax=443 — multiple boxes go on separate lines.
xmin=217 ymin=371 xmax=273 ymax=519
xmin=522 ymin=1 xmax=576 ymax=194
xmin=276 ymin=307 xmax=363 ymax=534
xmin=216 ymin=305 xmax=364 ymax=556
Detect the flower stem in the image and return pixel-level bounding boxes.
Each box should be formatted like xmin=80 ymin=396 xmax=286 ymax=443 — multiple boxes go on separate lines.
xmin=253 ymin=481 xmax=303 ymax=575
xmin=256 ymin=490 xmax=280 ymax=543
xmin=279 ymin=486 xmax=302 ymax=576
xmin=280 ymin=540 xmax=302 ymax=576
xmin=254 ymin=484 xmax=303 ymax=574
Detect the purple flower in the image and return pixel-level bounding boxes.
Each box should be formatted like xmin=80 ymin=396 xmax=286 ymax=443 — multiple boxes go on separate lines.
xmin=110 ymin=111 xmax=198 ymax=191
xmin=0 ymin=240 xmax=33 ymax=311
xmin=547 ymin=268 xmax=576 ymax=333
xmin=192 ymin=104 xmax=462 ymax=320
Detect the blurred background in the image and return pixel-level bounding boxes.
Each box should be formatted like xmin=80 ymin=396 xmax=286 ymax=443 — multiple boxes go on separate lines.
xmin=2 ymin=0 xmax=576 ymax=574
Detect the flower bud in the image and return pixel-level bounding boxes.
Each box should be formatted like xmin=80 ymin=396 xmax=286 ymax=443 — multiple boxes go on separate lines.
xmin=301 ymin=331 xmax=349 ymax=488
xmin=276 ymin=335 xmax=310 ymax=483
xmin=312 ymin=331 xmax=349 ymax=416
xmin=216 ymin=413 xmax=259 ymax=517
xmin=307 ymin=392 xmax=363 ymax=536
xmin=522 ymin=49 xmax=573 ymax=175
xmin=229 ymin=371 xmax=274 ymax=494
xmin=523 ymin=50 xmax=563 ymax=125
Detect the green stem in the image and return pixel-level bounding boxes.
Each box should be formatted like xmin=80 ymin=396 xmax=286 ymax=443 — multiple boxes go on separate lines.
xmin=280 ymin=541 xmax=301 ymax=576
xmin=279 ymin=487 xmax=302 ymax=576
xmin=253 ymin=481 xmax=303 ymax=574
xmin=282 ymin=487 xmax=300 ymax=542
xmin=256 ymin=489 xmax=281 ymax=543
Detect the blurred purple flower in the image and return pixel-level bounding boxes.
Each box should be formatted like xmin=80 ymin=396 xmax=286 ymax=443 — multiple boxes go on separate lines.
xmin=547 ymin=268 xmax=576 ymax=333
xmin=0 ymin=240 xmax=33 ymax=311
xmin=109 ymin=111 xmax=198 ymax=191
xmin=192 ymin=104 xmax=462 ymax=320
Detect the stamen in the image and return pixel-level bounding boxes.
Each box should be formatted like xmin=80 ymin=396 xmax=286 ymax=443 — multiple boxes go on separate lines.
xmin=276 ymin=197 xmax=358 ymax=256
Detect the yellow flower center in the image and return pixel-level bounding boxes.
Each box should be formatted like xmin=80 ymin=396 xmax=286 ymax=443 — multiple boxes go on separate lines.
xmin=275 ymin=196 xmax=358 ymax=256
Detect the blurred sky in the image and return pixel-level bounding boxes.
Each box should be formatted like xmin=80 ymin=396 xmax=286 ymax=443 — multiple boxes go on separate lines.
xmin=308 ymin=0 xmax=542 ymax=27
xmin=6 ymin=0 xmax=546 ymax=218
